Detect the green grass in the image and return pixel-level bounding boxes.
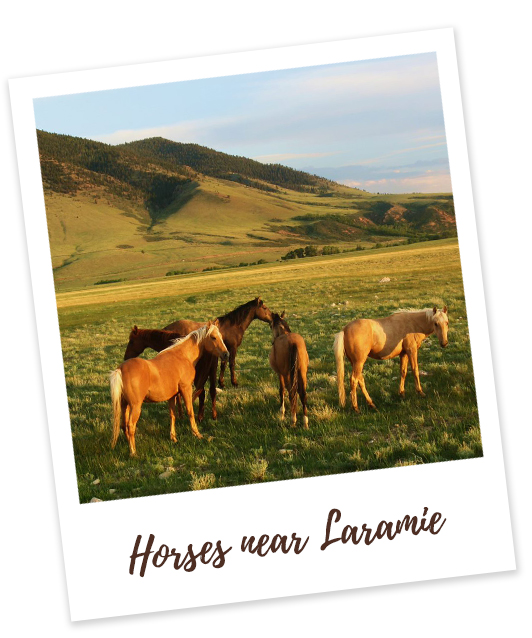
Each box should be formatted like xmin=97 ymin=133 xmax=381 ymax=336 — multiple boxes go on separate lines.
xmin=56 ymin=238 xmax=482 ymax=503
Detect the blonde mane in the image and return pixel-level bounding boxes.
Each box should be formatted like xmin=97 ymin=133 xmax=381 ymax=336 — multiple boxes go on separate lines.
xmin=163 ymin=323 xmax=216 ymax=352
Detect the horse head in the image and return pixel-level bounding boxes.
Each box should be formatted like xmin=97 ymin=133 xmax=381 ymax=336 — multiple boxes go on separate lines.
xmin=271 ymin=311 xmax=291 ymax=341
xmin=124 ymin=326 xmax=145 ymax=360
xmin=432 ymin=306 xmax=449 ymax=348
xmin=254 ymin=296 xmax=274 ymax=325
xmin=204 ymin=322 xmax=230 ymax=361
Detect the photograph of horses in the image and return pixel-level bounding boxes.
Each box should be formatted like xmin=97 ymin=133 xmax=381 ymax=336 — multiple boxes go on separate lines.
xmin=34 ymin=52 xmax=482 ymax=502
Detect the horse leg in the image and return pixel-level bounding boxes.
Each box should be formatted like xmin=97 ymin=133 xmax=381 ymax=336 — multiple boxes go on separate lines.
xmin=399 ymin=351 xmax=408 ymax=397
xmin=349 ymin=365 xmax=360 ymax=413
xmin=278 ymin=376 xmax=286 ymax=419
xmin=176 ymin=393 xmax=183 ymax=418
xmin=408 ymin=347 xmax=425 ymax=397
xmin=168 ymin=396 xmax=178 ymax=443
xmin=298 ymin=375 xmax=308 ymax=429
xmin=229 ymin=348 xmax=238 ymax=387
xmin=358 ymin=370 xmax=377 ymax=410
xmin=197 ymin=388 xmax=206 ymax=422
xmin=121 ymin=401 xmax=129 ymax=434
xmin=218 ymin=359 xmax=226 ymax=389
xmin=180 ymin=384 xmax=202 ymax=439
xmin=289 ymin=378 xmax=297 ymax=427
xmin=125 ymin=403 xmax=141 ymax=456
xmin=209 ymin=361 xmax=218 ymax=420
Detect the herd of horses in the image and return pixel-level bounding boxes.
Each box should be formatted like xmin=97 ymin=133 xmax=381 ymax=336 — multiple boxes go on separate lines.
xmin=110 ymin=297 xmax=449 ymax=456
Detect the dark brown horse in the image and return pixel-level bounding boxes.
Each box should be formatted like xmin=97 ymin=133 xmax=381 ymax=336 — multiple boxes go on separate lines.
xmin=124 ymin=327 xmax=183 ymax=360
xmin=269 ymin=312 xmax=309 ymax=428
xmin=164 ymin=297 xmax=273 ymax=388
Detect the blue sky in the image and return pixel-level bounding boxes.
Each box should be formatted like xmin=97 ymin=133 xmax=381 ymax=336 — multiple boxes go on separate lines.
xmin=34 ymin=53 xmax=451 ymax=193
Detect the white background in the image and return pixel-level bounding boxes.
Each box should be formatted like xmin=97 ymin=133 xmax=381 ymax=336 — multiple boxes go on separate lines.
xmin=1 ymin=1 xmax=529 ymax=635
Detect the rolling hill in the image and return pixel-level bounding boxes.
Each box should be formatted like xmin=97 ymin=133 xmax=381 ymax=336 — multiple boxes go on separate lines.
xmin=36 ymin=130 xmax=456 ymax=291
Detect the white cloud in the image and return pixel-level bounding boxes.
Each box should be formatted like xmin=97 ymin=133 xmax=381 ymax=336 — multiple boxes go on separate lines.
xmin=339 ymin=171 xmax=452 ymax=194
xmin=252 ymin=151 xmax=342 ymax=163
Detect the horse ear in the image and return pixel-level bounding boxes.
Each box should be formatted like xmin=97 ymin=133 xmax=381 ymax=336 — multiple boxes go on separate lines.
xmin=206 ymin=320 xmax=212 ymax=328
xmin=281 ymin=311 xmax=286 ymax=318
xmin=257 ymin=296 xmax=263 ymax=305
xmin=432 ymin=306 xmax=437 ymax=315
xmin=443 ymin=305 xmax=448 ymax=314
xmin=132 ymin=325 xmax=138 ymax=334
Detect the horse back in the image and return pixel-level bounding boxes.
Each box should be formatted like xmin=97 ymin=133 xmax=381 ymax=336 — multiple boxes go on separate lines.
xmin=163 ymin=319 xmax=206 ymax=334
xmin=270 ymin=333 xmax=308 ymax=377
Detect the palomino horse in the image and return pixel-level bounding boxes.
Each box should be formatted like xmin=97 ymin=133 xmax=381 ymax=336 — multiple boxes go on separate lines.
xmin=164 ymin=297 xmax=273 ymax=388
xmin=269 ymin=312 xmax=309 ymax=428
xmin=123 ymin=298 xmax=273 ymax=421
xmin=334 ymin=306 xmax=449 ymax=412
xmin=110 ymin=323 xmax=229 ymax=456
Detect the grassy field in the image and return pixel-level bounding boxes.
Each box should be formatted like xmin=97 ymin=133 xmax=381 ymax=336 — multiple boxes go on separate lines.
xmin=56 ymin=238 xmax=482 ymax=503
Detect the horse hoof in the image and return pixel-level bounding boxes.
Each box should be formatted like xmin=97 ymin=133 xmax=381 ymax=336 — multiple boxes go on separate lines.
xmin=231 ymin=381 xmax=239 ymax=388
xmin=194 ymin=432 xmax=203 ymax=440
xmin=370 ymin=404 xmax=378 ymax=412
xmin=418 ymin=391 xmax=426 ymax=398
xmin=399 ymin=391 xmax=405 ymax=398
xmin=170 ymin=436 xmax=177 ymax=443
xmin=218 ymin=381 xmax=225 ymax=389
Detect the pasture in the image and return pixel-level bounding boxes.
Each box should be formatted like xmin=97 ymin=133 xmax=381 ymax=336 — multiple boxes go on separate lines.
xmin=56 ymin=238 xmax=482 ymax=503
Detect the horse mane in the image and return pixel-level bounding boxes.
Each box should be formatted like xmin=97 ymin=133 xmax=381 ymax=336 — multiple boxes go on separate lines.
xmin=272 ymin=312 xmax=291 ymax=333
xmin=217 ymin=298 xmax=260 ymax=326
xmin=163 ymin=324 xmax=215 ymax=352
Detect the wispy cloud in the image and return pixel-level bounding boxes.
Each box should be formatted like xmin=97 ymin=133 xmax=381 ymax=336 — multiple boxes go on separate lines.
xmin=358 ymin=142 xmax=447 ymax=165
xmin=252 ymin=151 xmax=342 ymax=163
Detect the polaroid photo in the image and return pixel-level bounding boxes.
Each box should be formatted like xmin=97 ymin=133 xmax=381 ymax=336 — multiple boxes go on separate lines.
xmin=9 ymin=28 xmax=515 ymax=621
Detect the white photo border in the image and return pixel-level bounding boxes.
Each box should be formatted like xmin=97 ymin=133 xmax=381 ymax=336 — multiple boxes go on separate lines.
xmin=9 ymin=28 xmax=515 ymax=622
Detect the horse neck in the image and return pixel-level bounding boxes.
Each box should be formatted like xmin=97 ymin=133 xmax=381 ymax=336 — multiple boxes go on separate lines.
xmin=240 ymin=306 xmax=257 ymax=332
xmin=150 ymin=329 xmax=174 ymax=351
xmin=172 ymin=336 xmax=202 ymax=365
xmin=410 ymin=311 xmax=434 ymax=336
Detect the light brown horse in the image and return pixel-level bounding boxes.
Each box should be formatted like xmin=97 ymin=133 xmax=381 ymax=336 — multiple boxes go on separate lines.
xmin=122 ymin=298 xmax=272 ymax=422
xmin=269 ymin=312 xmax=309 ymax=428
xmin=110 ymin=323 xmax=229 ymax=456
xmin=334 ymin=306 xmax=449 ymax=412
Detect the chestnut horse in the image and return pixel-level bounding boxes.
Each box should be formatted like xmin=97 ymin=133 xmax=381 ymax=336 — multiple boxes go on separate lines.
xmin=334 ymin=306 xmax=449 ymax=412
xmin=269 ymin=312 xmax=309 ymax=428
xmin=122 ymin=298 xmax=273 ymax=422
xmin=110 ymin=323 xmax=229 ymax=455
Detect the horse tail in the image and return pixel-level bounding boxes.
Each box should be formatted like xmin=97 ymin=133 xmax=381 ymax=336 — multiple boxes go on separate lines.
xmin=289 ymin=342 xmax=299 ymax=414
xmin=110 ymin=368 xmax=123 ymax=448
xmin=333 ymin=330 xmax=346 ymax=407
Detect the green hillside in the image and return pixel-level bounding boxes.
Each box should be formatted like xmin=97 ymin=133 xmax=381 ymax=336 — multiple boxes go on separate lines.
xmin=36 ymin=130 xmax=456 ymax=292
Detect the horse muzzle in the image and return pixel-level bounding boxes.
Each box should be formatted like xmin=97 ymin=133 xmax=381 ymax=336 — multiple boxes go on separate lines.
xmin=221 ymin=351 xmax=230 ymax=362
xmin=441 ymin=341 xmax=449 ymax=348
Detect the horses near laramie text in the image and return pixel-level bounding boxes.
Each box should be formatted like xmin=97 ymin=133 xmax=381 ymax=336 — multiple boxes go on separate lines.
xmin=269 ymin=312 xmax=309 ymax=428
xmin=110 ymin=323 xmax=229 ymax=456
xmin=334 ymin=307 xmax=449 ymax=412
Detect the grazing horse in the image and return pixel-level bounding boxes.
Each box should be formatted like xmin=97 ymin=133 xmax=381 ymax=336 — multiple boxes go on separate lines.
xmin=334 ymin=306 xmax=449 ymax=412
xmin=124 ymin=327 xmax=183 ymax=360
xmin=110 ymin=323 xmax=229 ymax=456
xmin=269 ymin=312 xmax=309 ymax=428
xmin=164 ymin=297 xmax=273 ymax=388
